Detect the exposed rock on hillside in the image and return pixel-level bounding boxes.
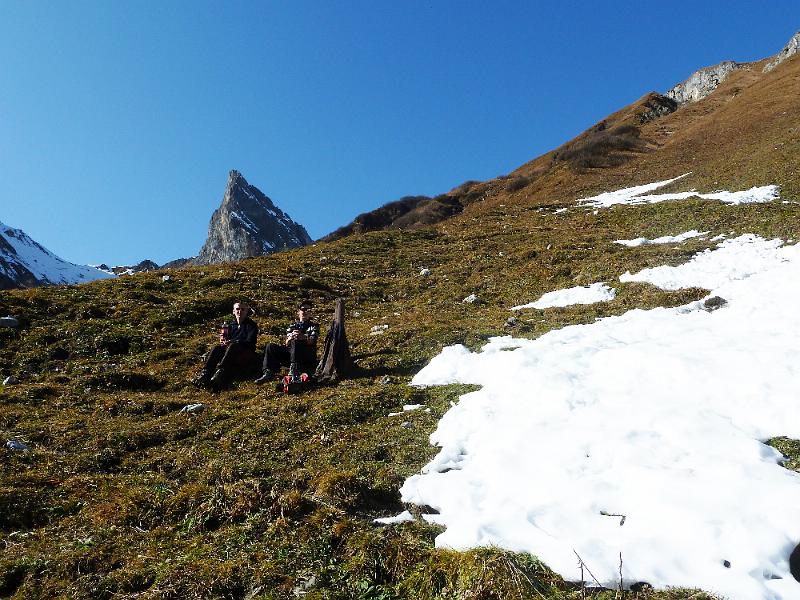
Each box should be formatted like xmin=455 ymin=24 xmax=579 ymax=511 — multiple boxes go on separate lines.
xmin=666 ymin=61 xmax=743 ymax=106
xmin=196 ymin=170 xmax=311 ymax=265
xmin=764 ymin=31 xmax=800 ymax=73
xmin=0 ymin=220 xmax=113 ymax=289
xmin=638 ymin=93 xmax=678 ymax=123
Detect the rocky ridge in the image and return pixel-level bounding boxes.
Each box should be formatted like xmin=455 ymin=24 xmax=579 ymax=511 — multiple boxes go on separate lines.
xmin=667 ymin=30 xmax=799 ymax=105
xmin=764 ymin=31 xmax=800 ymax=73
xmin=195 ymin=170 xmax=312 ymax=265
xmin=95 ymin=259 xmax=160 ymax=277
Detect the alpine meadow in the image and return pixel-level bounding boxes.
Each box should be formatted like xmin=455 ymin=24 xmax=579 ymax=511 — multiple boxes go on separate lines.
xmin=2 ymin=28 xmax=800 ymax=600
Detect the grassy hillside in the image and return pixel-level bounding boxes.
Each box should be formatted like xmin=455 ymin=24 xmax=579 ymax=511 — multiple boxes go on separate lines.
xmin=2 ymin=57 xmax=800 ymax=599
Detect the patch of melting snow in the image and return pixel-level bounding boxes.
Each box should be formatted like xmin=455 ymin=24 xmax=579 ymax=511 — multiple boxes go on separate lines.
xmin=512 ymin=282 xmax=616 ymax=310
xmin=374 ymin=511 xmax=415 ymax=525
xmin=579 ymin=174 xmax=779 ymax=208
xmin=370 ymin=324 xmax=389 ymax=336
xmin=403 ymin=234 xmax=800 ymax=598
xmin=620 ymin=234 xmax=786 ymax=291
xmin=615 ymin=230 xmax=708 ymax=247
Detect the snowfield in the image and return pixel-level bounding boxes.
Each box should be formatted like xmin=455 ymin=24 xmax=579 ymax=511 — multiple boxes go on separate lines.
xmin=396 ymin=178 xmax=800 ymax=599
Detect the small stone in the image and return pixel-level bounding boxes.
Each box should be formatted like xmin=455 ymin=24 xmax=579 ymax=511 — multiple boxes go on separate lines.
xmin=180 ymin=403 xmax=205 ymax=414
xmin=462 ymin=294 xmax=478 ymax=304
xmin=292 ymin=574 xmax=317 ymax=596
xmin=722 ymin=560 xmax=731 ymax=569
xmin=505 ymin=317 xmax=518 ymax=327
xmin=161 ymin=275 xmax=171 ymax=282
xmin=419 ymin=268 xmax=431 ymax=276
xmin=2 ymin=376 xmax=18 ymax=386
xmin=6 ymin=440 xmax=29 ymax=451
xmin=703 ymin=296 xmax=727 ymax=312
xmin=630 ymin=582 xmax=653 ymax=592
xmin=401 ymin=421 xmax=413 ymax=429
xmin=379 ymin=375 xmax=393 ymax=385
xmin=370 ymin=324 xmax=389 ymax=335
xmin=0 ymin=316 xmax=20 ymax=329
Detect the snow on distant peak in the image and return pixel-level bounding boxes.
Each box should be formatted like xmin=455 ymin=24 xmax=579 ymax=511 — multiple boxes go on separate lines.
xmin=404 ymin=234 xmax=800 ymax=598
xmin=511 ymin=282 xmax=616 ymax=310
xmin=0 ymin=220 xmax=113 ymax=286
xmin=615 ymin=229 xmax=708 ymax=247
xmin=579 ymin=174 xmax=779 ymax=208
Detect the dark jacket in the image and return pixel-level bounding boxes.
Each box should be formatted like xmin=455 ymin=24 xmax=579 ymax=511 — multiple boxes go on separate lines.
xmin=225 ymin=317 xmax=258 ymax=351
xmin=315 ymin=298 xmax=353 ymax=383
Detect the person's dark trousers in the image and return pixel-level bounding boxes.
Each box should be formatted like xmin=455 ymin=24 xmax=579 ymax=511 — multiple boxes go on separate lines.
xmin=205 ymin=342 xmax=258 ymax=377
xmin=263 ymin=341 xmax=315 ymax=373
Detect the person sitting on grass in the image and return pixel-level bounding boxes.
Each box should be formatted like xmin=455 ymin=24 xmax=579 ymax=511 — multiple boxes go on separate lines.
xmin=255 ymin=299 xmax=319 ymax=384
xmin=193 ymin=301 xmax=259 ymax=389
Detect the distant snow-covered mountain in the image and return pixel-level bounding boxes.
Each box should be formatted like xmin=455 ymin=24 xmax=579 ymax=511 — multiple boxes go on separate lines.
xmin=0 ymin=221 xmax=114 ymax=289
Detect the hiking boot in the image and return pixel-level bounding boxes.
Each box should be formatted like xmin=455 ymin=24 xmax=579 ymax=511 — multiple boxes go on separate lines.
xmin=192 ymin=370 xmax=211 ymax=387
xmin=209 ymin=368 xmax=227 ymax=388
xmin=254 ymin=369 xmax=275 ymax=384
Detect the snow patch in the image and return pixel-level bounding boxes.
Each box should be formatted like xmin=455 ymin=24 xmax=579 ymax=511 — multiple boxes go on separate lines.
xmin=579 ymin=175 xmax=779 ymax=208
xmin=620 ymin=234 xmax=785 ymax=291
xmin=374 ymin=511 xmax=415 ymax=525
xmin=615 ymin=230 xmax=708 ymax=247
xmin=512 ymin=282 xmax=616 ymax=310
xmin=404 ymin=235 xmax=800 ymax=598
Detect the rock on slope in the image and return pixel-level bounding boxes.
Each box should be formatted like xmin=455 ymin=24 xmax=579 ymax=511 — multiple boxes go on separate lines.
xmin=195 ymin=170 xmax=311 ymax=265
xmin=0 ymin=220 xmax=114 ymax=289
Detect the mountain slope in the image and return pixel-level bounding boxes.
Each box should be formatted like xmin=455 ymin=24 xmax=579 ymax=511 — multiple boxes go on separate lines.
xmin=0 ymin=221 xmax=114 ymax=289
xmin=325 ymin=32 xmax=800 ymax=239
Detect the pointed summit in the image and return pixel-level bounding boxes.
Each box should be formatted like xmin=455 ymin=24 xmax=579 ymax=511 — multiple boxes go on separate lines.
xmin=195 ymin=170 xmax=312 ymax=265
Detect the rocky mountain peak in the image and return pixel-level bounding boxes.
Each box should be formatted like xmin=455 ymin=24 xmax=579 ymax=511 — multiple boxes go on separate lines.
xmin=195 ymin=170 xmax=312 ymax=265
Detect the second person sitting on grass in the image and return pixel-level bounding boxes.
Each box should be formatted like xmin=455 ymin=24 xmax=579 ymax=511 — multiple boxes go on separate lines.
xmin=255 ymin=299 xmax=320 ymax=384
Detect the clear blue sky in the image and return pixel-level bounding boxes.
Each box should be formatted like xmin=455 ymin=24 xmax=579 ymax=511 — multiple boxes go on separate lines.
xmin=0 ymin=1 xmax=796 ymax=266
